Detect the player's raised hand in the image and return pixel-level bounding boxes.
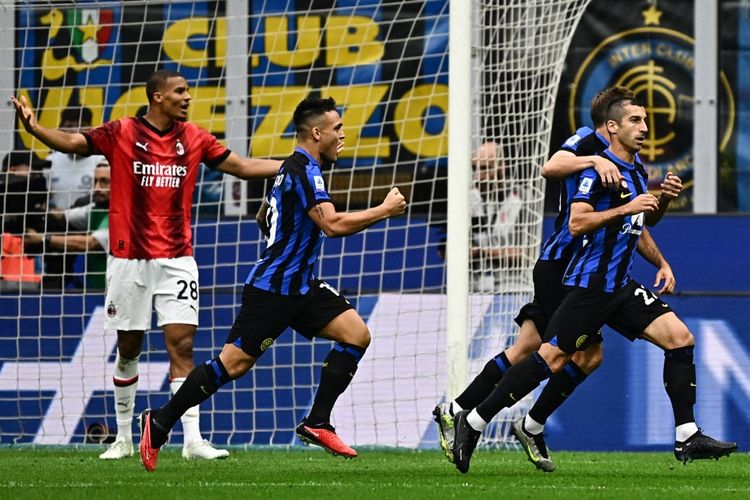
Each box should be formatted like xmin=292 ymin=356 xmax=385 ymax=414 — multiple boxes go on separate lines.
xmin=382 ymin=187 xmax=406 ymax=217
xmin=10 ymin=95 xmax=37 ymax=133
xmin=592 ymin=155 xmax=622 ymax=190
xmin=336 ymin=140 xmax=345 ymax=157
xmin=626 ymin=193 xmax=659 ymax=214
xmin=660 ymin=172 xmax=683 ymax=199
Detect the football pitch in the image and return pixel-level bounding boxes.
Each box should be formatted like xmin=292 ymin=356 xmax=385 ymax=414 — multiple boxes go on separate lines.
xmin=1 ymin=448 xmax=747 ymax=499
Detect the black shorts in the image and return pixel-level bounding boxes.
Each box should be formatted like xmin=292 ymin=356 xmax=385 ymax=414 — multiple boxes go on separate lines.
xmin=544 ymin=280 xmax=673 ymax=354
xmin=514 ymin=258 xmax=568 ymax=338
xmin=226 ymin=280 xmax=355 ymax=357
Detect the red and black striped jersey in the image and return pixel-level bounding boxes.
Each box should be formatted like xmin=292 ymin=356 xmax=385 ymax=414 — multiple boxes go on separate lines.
xmin=84 ymin=116 xmax=230 ymax=259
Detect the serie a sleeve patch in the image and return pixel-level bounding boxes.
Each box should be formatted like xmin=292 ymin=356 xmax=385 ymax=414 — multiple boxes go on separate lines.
xmin=313 ymin=175 xmax=326 ymax=192
xmin=578 ymin=176 xmax=593 ymax=194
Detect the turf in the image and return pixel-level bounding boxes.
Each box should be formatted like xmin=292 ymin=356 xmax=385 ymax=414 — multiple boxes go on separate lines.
xmin=0 ymin=447 xmax=747 ymax=499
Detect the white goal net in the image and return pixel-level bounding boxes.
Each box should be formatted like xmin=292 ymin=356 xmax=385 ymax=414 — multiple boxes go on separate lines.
xmin=0 ymin=0 xmax=589 ymax=449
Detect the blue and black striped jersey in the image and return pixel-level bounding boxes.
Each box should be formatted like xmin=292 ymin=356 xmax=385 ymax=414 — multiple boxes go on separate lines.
xmin=246 ymin=147 xmax=331 ymax=295
xmin=563 ymin=149 xmax=649 ymax=292
xmin=538 ymin=127 xmax=610 ymax=262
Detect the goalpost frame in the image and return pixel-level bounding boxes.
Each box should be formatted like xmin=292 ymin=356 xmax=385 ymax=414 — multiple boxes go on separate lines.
xmin=446 ymin=0 xmax=471 ymax=399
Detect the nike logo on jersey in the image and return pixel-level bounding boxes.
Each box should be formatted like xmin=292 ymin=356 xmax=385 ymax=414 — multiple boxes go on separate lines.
xmin=620 ymin=191 xmax=632 ymax=199
xmin=136 ymin=141 xmax=148 ymax=151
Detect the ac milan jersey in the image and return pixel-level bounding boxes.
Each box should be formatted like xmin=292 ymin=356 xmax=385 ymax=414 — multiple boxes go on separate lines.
xmin=84 ymin=117 xmax=230 ymax=259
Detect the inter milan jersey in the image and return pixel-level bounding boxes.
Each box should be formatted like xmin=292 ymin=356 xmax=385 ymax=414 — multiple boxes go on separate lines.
xmin=563 ymin=149 xmax=649 ymax=292
xmin=246 ymin=147 xmax=331 ymax=296
xmin=84 ymin=117 xmax=229 ymax=259
xmin=538 ymin=127 xmax=610 ymax=262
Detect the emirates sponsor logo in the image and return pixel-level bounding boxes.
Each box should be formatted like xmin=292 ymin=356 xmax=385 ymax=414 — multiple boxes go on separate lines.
xmin=133 ymin=160 xmax=188 ymax=188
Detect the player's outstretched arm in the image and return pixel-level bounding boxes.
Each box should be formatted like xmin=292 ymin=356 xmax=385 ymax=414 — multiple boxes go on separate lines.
xmin=10 ymin=95 xmax=88 ymax=155
xmin=645 ymin=172 xmax=683 ymax=226
xmin=541 ymin=150 xmax=622 ymax=189
xmin=636 ymin=227 xmax=675 ymax=295
xmin=308 ymin=187 xmax=406 ymax=238
xmin=217 ymin=152 xmax=282 ymax=179
xmin=568 ymin=193 xmax=659 ymax=237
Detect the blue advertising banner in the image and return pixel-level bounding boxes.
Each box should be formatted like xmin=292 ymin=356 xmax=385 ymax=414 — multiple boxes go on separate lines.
xmin=2 ymin=216 xmax=748 ymax=450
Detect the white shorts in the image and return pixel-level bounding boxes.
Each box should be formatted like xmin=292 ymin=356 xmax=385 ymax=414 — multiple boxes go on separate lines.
xmin=104 ymin=256 xmax=200 ymax=331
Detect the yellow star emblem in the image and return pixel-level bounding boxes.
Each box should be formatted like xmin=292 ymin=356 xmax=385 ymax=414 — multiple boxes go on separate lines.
xmin=642 ymin=5 xmax=663 ymax=26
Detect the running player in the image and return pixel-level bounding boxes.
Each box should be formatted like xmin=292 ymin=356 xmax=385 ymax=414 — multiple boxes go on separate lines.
xmin=136 ymin=96 xmax=406 ymax=471
xmin=449 ymin=97 xmax=736 ymax=474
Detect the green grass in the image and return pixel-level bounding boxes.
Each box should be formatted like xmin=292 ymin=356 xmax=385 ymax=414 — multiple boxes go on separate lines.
xmin=0 ymin=447 xmax=748 ymax=499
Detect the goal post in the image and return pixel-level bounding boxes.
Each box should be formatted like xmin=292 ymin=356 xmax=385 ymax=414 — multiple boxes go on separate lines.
xmin=0 ymin=0 xmax=591 ymax=449
xmin=450 ymin=0 xmax=593 ymax=446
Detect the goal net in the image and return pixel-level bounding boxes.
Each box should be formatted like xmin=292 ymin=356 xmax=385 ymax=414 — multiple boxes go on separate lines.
xmin=0 ymin=0 xmax=590 ymax=449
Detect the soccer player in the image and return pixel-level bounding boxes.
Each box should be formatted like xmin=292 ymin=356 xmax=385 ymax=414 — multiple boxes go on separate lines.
xmin=434 ymin=87 xmax=680 ymax=471
xmin=12 ymin=69 xmax=282 ymax=461
xmin=136 ymin=96 xmax=406 ymax=472
xmin=449 ymin=97 xmax=737 ymax=474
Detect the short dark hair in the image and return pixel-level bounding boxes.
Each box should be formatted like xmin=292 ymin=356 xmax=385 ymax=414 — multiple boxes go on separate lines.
xmin=60 ymin=107 xmax=93 ymax=127
xmin=145 ymin=69 xmax=184 ymax=103
xmin=605 ymin=97 xmax=645 ymax=124
xmin=590 ymin=87 xmax=634 ymax=127
xmin=2 ymin=150 xmax=49 ymax=172
xmin=293 ymin=96 xmax=338 ymax=134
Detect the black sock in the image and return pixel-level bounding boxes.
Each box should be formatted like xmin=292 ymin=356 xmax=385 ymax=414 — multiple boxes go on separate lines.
xmin=455 ymin=351 xmax=510 ymax=410
xmin=528 ymin=360 xmax=587 ymax=425
xmin=151 ymin=357 xmax=233 ymax=447
xmin=476 ymin=352 xmax=551 ymax=422
xmin=306 ymin=343 xmax=366 ymax=425
xmin=663 ymin=346 xmax=696 ymax=426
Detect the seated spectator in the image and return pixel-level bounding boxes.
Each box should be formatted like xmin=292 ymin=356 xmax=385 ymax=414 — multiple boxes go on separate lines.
xmin=24 ymin=159 xmax=110 ymax=290
xmin=469 ymin=141 xmax=525 ymax=293
xmin=45 ymin=107 xmax=104 ymax=210
xmin=42 ymin=107 xmax=105 ymax=288
xmin=0 ymin=151 xmax=48 ymax=291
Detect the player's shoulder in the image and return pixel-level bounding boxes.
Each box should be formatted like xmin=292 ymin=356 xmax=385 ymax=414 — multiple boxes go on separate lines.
xmin=561 ymin=126 xmax=594 ymax=148
xmin=562 ymin=127 xmax=608 ymax=156
xmin=283 ymin=151 xmax=317 ymax=176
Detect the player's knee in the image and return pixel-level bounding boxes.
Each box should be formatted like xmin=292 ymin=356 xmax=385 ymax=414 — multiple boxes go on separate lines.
xmin=538 ymin=344 xmax=568 ymax=372
xmin=352 ymin=326 xmax=371 ymax=350
xmin=168 ymin=335 xmax=195 ymax=362
xmin=673 ymin=327 xmax=694 ymax=349
xmin=574 ymin=343 xmax=603 ymax=373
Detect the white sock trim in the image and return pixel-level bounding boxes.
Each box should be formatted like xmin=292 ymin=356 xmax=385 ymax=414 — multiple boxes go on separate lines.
xmin=450 ymin=401 xmax=463 ymax=416
xmin=523 ymin=414 xmax=545 ymax=435
xmin=171 ymin=378 xmax=203 ymax=444
xmin=676 ymin=422 xmax=699 ymax=442
xmin=467 ymin=409 xmax=488 ymax=432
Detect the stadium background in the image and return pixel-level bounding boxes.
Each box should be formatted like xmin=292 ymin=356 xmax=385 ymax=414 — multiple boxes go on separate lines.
xmin=1 ymin=0 xmax=749 ymax=453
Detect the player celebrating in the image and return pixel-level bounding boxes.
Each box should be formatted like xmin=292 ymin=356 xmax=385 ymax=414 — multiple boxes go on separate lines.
xmin=136 ymin=96 xmax=406 ymax=472
xmin=434 ymin=87 xmax=681 ymax=472
xmin=449 ymin=97 xmax=737 ymax=474
xmin=12 ymin=69 xmax=281 ymax=461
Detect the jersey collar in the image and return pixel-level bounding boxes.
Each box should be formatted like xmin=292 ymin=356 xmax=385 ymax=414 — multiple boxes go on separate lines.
xmin=137 ymin=116 xmax=176 ymax=137
xmin=602 ymin=149 xmax=641 ymax=171
xmin=294 ymin=146 xmax=321 ymax=167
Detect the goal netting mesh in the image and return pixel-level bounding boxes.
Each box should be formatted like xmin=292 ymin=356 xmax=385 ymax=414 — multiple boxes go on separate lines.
xmin=0 ymin=0 xmax=590 ymax=448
